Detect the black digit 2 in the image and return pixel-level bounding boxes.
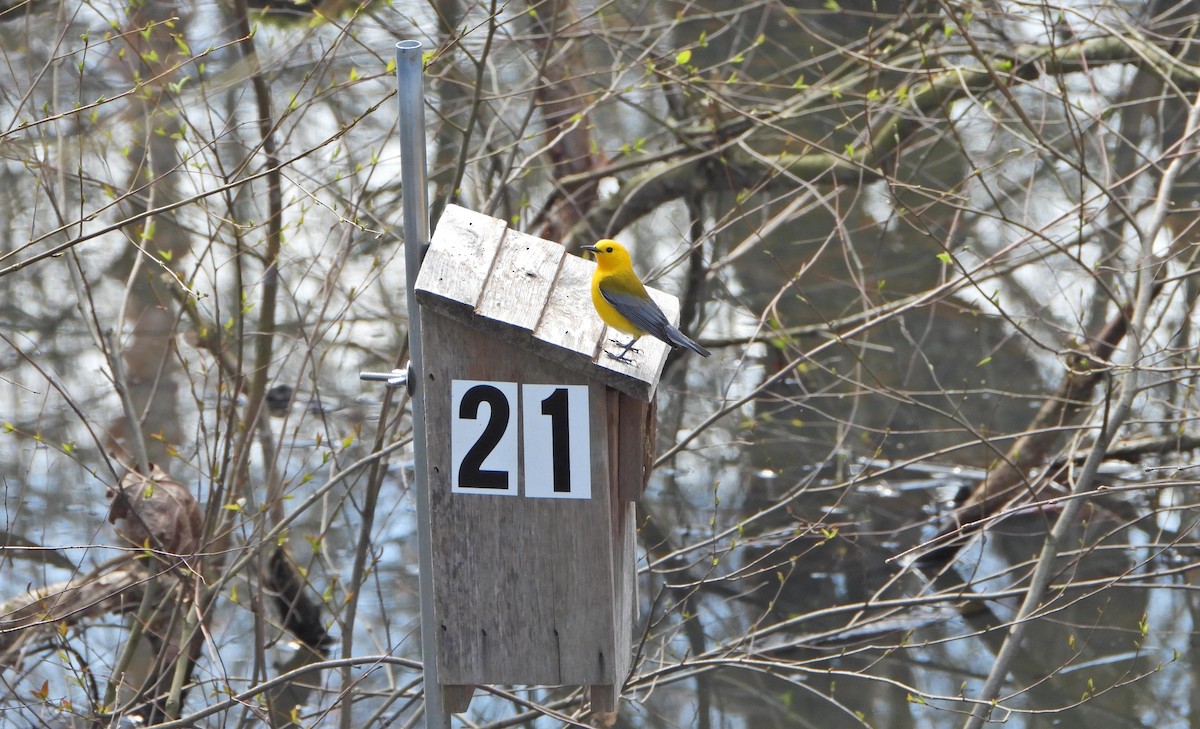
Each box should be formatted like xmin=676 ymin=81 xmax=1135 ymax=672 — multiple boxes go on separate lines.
xmin=458 ymin=385 xmax=510 ymax=490
xmin=541 ymin=388 xmax=571 ymax=492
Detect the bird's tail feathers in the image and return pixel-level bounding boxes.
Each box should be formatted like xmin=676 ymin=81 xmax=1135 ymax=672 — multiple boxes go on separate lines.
xmin=665 ymin=325 xmax=711 ymax=357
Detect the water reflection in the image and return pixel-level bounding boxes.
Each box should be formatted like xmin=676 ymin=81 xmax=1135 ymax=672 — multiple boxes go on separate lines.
xmin=638 ymin=456 xmax=1190 ymax=728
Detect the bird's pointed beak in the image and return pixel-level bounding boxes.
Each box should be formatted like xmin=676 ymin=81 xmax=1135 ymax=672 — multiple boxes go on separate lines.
xmin=581 ymin=245 xmax=599 ymax=253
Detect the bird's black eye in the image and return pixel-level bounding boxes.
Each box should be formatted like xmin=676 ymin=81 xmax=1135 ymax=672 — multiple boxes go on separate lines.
xmin=605 ymin=246 xmax=614 ymax=253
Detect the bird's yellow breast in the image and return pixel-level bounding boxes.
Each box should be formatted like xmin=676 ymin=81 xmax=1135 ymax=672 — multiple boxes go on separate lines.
xmin=591 ymin=271 xmax=646 ymax=335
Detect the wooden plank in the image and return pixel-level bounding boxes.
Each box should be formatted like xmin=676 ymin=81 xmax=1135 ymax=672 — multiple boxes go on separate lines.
xmin=605 ymin=387 xmax=622 ymax=507
xmin=414 ymin=204 xmax=508 ymax=315
xmin=641 ymin=398 xmax=657 ymax=499
xmin=616 ymin=393 xmax=651 ymax=503
xmin=476 ymin=229 xmax=565 ymax=334
xmin=536 ymin=253 xmax=606 ymax=362
xmin=610 ymin=391 xmax=637 ymax=701
xmin=590 ymin=684 xmax=617 ymax=714
xmin=423 ymin=314 xmax=619 ymax=686
xmin=442 ymin=685 xmax=474 ymax=714
xmin=597 ymin=389 xmax=636 ymax=712
xmin=611 ymin=496 xmax=635 ymax=700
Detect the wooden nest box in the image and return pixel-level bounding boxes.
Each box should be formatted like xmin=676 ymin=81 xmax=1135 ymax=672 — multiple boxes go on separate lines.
xmin=413 ymin=205 xmax=678 ymax=714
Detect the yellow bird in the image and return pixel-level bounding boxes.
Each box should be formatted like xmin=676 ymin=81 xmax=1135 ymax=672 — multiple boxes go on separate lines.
xmin=582 ymin=240 xmax=711 ymax=361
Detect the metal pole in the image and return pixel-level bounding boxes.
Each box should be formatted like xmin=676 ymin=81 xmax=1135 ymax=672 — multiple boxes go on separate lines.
xmin=395 ymin=39 xmax=446 ymax=729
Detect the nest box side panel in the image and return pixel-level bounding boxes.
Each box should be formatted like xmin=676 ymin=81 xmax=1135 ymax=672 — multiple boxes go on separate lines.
xmin=422 ymin=314 xmax=619 ymax=687
xmin=610 ymin=392 xmax=654 ymax=503
xmin=590 ymin=494 xmax=636 ymax=713
xmin=602 ymin=392 xmax=638 ymax=704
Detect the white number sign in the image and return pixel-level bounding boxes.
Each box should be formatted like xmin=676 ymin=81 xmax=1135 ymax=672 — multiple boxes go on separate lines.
xmin=450 ymin=380 xmax=519 ymax=495
xmin=449 ymin=380 xmax=591 ymax=499
xmin=522 ymin=384 xmax=591 ymax=499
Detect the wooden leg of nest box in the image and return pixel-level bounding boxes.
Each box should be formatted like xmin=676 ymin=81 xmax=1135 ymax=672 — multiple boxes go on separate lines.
xmin=589 ymin=683 xmax=619 ymax=713
xmin=442 ymin=684 xmax=475 ymax=714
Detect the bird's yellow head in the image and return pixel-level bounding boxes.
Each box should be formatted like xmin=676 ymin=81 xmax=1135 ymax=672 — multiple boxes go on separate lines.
xmin=582 ymin=239 xmax=633 ymax=273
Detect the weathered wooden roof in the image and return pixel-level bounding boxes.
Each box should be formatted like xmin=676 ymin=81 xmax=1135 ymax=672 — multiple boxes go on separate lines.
xmin=413 ymin=204 xmax=674 ymax=401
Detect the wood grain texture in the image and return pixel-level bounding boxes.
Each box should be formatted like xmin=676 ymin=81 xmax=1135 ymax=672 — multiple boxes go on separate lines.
xmin=609 ymin=495 xmax=636 ymax=706
xmin=590 ymin=684 xmax=617 ymax=714
xmin=476 ymin=229 xmax=565 ymax=334
xmin=414 ymin=204 xmax=508 ymax=317
xmin=423 ymin=314 xmax=628 ymax=687
xmin=616 ymin=395 xmax=651 ymax=503
xmin=535 ymin=252 xmax=607 ymax=363
xmin=603 ymin=393 xmax=637 ymax=711
xmin=442 ymin=685 xmax=474 ymax=714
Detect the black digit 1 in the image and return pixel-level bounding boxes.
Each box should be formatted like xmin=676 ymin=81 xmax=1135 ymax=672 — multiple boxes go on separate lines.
xmin=459 ymin=385 xmax=510 ymax=490
xmin=541 ymin=388 xmax=571 ymax=492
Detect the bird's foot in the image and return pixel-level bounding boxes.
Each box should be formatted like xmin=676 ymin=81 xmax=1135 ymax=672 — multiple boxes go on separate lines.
xmin=604 ymin=349 xmax=636 ymax=364
xmin=608 ymin=338 xmax=641 ymax=354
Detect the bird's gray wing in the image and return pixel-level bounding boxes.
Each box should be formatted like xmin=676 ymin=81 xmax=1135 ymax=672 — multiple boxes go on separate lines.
xmin=600 ymin=287 xmax=671 ymax=335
